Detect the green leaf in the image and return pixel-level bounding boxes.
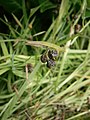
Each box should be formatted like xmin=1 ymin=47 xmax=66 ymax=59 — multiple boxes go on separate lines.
xmin=0 ymin=68 xmax=9 ymax=75
xmin=12 ymin=69 xmax=26 ymax=78
xmin=0 ymin=0 xmax=22 ymax=13
xmin=85 ymin=10 xmax=90 ymax=18
xmin=87 ymin=0 xmax=90 ymax=9
xmin=30 ymin=6 xmax=41 ymax=18
xmin=39 ymin=0 xmax=56 ymax=13
xmin=0 ymin=40 xmax=9 ymax=56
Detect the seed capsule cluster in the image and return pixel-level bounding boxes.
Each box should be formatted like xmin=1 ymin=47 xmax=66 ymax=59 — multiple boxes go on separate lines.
xmin=40 ymin=49 xmax=58 ymax=68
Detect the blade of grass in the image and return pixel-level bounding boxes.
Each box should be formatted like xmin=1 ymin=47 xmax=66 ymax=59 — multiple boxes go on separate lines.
xmin=0 ymin=68 xmax=10 ymax=75
xmin=12 ymin=13 xmax=23 ymax=29
xmin=26 ymin=40 xmax=64 ymax=53
xmin=66 ymin=109 xmax=90 ymax=120
xmin=1 ymin=62 xmax=41 ymax=120
xmin=0 ymin=39 xmax=8 ymax=56
xmin=22 ymin=0 xmax=27 ymax=27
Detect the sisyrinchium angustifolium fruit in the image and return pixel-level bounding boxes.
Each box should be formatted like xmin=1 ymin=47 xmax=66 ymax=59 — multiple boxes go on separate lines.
xmin=40 ymin=49 xmax=58 ymax=68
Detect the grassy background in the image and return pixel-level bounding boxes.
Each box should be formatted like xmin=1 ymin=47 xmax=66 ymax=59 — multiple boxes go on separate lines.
xmin=0 ymin=0 xmax=90 ymax=119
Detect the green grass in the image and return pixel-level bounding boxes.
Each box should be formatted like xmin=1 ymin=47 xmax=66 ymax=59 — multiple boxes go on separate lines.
xmin=0 ymin=0 xmax=90 ymax=120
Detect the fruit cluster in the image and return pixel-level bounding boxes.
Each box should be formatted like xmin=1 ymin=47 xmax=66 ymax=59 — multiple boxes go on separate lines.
xmin=40 ymin=49 xmax=58 ymax=68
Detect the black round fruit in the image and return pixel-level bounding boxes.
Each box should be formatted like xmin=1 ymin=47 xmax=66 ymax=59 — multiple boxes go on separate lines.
xmin=41 ymin=54 xmax=48 ymax=63
xmin=48 ymin=49 xmax=58 ymax=60
xmin=47 ymin=59 xmax=55 ymax=68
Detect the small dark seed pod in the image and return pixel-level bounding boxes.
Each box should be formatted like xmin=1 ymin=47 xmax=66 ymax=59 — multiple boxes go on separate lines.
xmin=47 ymin=59 xmax=55 ymax=68
xmin=41 ymin=54 xmax=48 ymax=63
xmin=24 ymin=63 xmax=33 ymax=73
xmin=48 ymin=49 xmax=58 ymax=60
xmin=27 ymin=63 xmax=33 ymax=72
xmin=75 ymin=24 xmax=81 ymax=33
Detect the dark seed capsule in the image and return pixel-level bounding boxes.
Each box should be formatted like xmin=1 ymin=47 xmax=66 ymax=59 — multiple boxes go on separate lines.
xmin=47 ymin=59 xmax=55 ymax=68
xmin=41 ymin=54 xmax=48 ymax=63
xmin=24 ymin=63 xmax=33 ymax=73
xmin=48 ymin=49 xmax=58 ymax=60
xmin=27 ymin=63 xmax=33 ymax=72
xmin=75 ymin=24 xmax=81 ymax=33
